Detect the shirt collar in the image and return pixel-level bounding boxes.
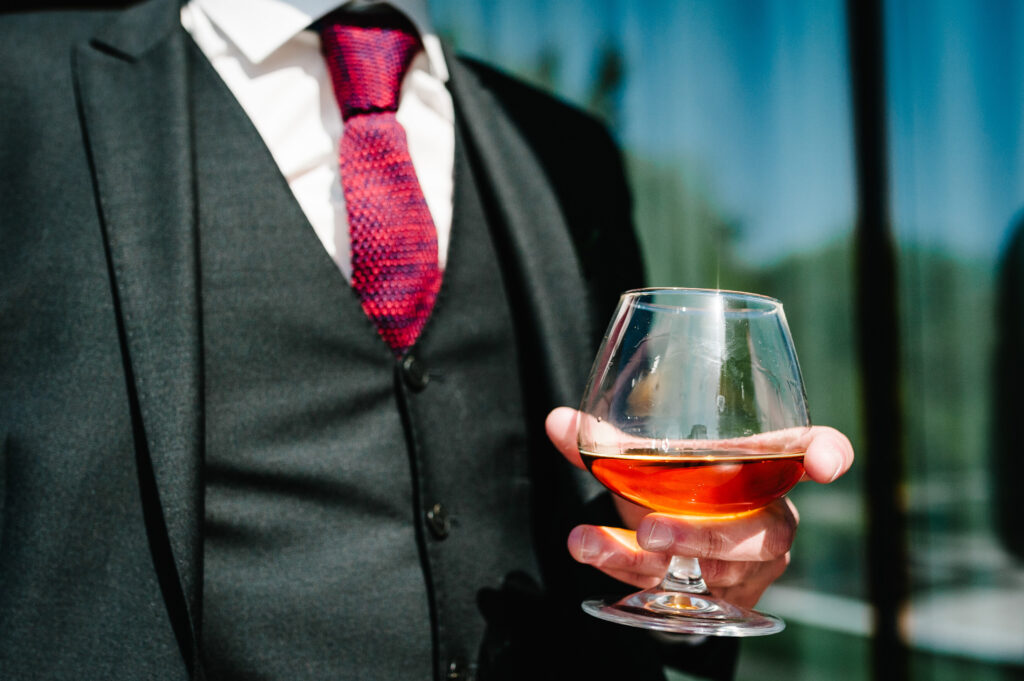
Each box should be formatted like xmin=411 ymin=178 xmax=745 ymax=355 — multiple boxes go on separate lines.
xmin=192 ymin=0 xmax=449 ymax=80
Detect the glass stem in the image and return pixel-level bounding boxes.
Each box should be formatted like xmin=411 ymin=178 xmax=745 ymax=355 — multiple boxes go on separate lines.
xmin=660 ymin=556 xmax=710 ymax=594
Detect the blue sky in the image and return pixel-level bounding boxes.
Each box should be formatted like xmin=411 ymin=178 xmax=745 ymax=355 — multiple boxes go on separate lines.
xmin=431 ymin=0 xmax=1023 ymax=264
xmin=886 ymin=0 xmax=1024 ymax=259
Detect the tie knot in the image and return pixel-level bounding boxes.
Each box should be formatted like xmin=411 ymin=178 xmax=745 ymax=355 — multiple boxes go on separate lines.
xmin=319 ymin=11 xmax=422 ymax=119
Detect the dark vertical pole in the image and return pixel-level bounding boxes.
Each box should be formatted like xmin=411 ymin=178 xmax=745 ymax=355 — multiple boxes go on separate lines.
xmin=845 ymin=1 xmax=910 ymax=679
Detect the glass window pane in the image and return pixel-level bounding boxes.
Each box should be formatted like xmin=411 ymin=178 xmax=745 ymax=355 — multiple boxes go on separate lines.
xmin=885 ymin=0 xmax=1024 ymax=677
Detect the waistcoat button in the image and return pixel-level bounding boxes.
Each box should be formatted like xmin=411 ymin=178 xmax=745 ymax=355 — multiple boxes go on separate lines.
xmin=426 ymin=502 xmax=451 ymax=539
xmin=446 ymin=656 xmax=470 ymax=680
xmin=400 ymin=354 xmax=429 ymax=391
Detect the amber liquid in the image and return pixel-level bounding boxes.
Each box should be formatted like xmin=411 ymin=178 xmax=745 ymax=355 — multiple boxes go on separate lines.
xmin=581 ymin=448 xmax=805 ymax=516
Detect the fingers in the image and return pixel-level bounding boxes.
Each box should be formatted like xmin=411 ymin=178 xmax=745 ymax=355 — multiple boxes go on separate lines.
xmin=548 ymin=406 xmax=856 ymax=485
xmin=635 ymin=497 xmax=799 ymax=562
xmin=611 ymin=492 xmax=651 ymax=530
xmin=545 ymin=406 xmax=585 ymax=470
xmin=567 ymin=523 xmax=793 ymax=608
xmin=550 ymin=406 xmax=852 ymax=606
xmin=567 ymin=525 xmax=669 ymax=589
xmin=703 ymin=553 xmax=791 ymax=609
xmin=801 ymin=426 xmax=855 ymax=483
xmin=699 ymin=553 xmax=790 ymax=589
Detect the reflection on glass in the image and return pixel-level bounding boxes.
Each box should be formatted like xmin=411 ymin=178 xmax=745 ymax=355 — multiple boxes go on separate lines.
xmin=577 ymin=288 xmax=811 ymax=637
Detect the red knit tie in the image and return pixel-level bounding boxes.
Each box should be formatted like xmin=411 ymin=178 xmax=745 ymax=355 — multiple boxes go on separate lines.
xmin=320 ymin=13 xmax=442 ymax=356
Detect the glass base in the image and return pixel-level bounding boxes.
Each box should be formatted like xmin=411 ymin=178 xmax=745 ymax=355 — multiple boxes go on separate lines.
xmin=582 ymin=587 xmax=785 ymax=637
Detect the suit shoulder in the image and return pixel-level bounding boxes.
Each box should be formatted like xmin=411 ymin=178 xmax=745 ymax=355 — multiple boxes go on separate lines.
xmin=454 ymin=54 xmax=615 ymax=149
xmin=451 ymin=54 xmax=645 ymax=320
xmin=0 ymin=9 xmax=116 ymax=80
xmin=0 ymin=9 xmax=115 ymax=49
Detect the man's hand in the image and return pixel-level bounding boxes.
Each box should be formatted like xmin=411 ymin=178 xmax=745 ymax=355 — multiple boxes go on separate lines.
xmin=545 ymin=406 xmax=854 ymax=609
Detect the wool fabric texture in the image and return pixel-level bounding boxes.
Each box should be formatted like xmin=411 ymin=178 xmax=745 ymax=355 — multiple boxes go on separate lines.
xmin=320 ymin=13 xmax=442 ymax=355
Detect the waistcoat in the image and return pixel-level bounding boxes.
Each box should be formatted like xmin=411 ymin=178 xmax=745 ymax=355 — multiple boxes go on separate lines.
xmin=192 ymin=53 xmax=537 ymax=680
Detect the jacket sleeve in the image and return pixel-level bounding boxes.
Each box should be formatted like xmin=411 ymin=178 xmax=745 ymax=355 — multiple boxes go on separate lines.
xmin=457 ymin=56 xmax=741 ymax=681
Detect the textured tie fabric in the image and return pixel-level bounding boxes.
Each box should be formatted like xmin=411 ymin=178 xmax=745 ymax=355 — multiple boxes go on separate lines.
xmin=320 ymin=12 xmax=442 ymax=355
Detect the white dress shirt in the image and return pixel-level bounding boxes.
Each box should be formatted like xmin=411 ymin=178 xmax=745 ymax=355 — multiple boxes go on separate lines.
xmin=181 ymin=0 xmax=455 ymax=279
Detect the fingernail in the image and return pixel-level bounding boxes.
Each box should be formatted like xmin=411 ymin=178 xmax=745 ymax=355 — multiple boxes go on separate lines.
xmin=829 ymin=458 xmax=843 ymax=483
xmin=643 ymin=521 xmax=674 ymax=551
xmin=575 ymin=527 xmax=600 ymax=561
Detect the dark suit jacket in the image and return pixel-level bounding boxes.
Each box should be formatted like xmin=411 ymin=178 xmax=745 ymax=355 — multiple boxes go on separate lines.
xmin=0 ymin=2 xmax=736 ymax=679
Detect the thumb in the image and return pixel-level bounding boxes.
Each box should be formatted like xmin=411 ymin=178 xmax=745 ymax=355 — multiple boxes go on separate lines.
xmin=545 ymin=406 xmax=585 ymax=470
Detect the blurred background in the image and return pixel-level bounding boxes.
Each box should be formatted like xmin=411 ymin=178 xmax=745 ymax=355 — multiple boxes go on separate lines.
xmin=428 ymin=0 xmax=1024 ymax=679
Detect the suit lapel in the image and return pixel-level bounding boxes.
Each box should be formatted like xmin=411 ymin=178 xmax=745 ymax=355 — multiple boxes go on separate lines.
xmin=73 ymin=0 xmax=203 ymax=672
xmin=446 ymin=56 xmax=594 ymax=409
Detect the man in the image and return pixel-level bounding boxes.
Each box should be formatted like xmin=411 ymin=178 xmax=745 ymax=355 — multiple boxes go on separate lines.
xmin=0 ymin=1 xmax=853 ymax=679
